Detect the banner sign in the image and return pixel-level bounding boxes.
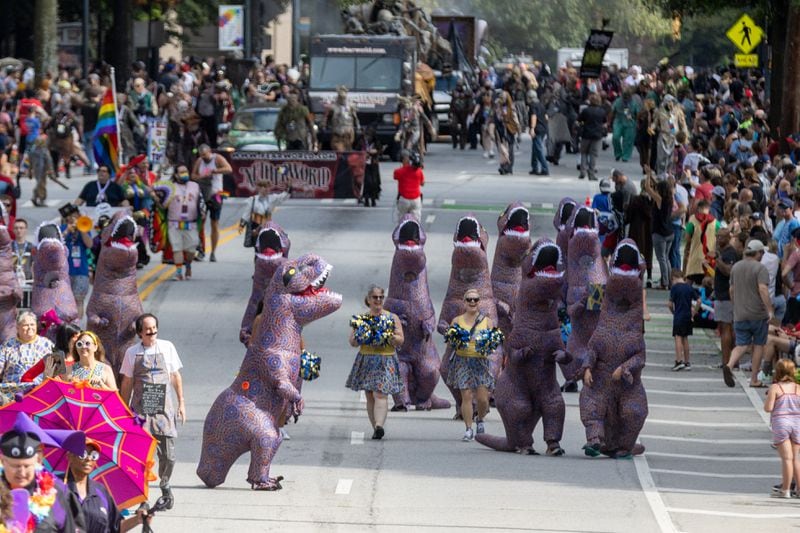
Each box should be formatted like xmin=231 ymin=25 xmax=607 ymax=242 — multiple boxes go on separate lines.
xmin=218 ymin=5 xmax=244 ymax=51
xmin=580 ymin=29 xmax=614 ymax=79
xmin=146 ymin=117 xmax=167 ymax=166
xmin=228 ymin=151 xmax=366 ymax=199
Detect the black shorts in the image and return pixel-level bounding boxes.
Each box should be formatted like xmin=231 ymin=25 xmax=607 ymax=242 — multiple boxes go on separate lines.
xmin=206 ymin=195 xmax=223 ymax=221
xmin=784 ymin=297 xmax=800 ymax=327
xmin=673 ymin=321 xmax=693 ymax=337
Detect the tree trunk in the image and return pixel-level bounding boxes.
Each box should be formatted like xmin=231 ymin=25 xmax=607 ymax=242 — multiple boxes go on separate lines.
xmin=780 ymin=4 xmax=800 ymax=147
xmin=33 ymin=0 xmax=58 ymax=88
xmin=768 ymin=0 xmax=789 ymax=140
xmin=106 ymin=0 xmax=132 ymax=87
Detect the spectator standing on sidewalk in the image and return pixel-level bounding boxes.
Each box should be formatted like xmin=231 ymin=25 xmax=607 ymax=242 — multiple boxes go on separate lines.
xmin=393 ymin=150 xmax=424 ymax=222
xmin=528 ymin=92 xmax=549 ymax=176
xmin=724 ymin=239 xmax=773 ymax=388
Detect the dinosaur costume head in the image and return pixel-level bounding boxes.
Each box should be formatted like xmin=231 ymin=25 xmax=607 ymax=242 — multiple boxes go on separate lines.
xmin=453 ymin=215 xmax=489 ymax=271
xmin=270 ymin=254 xmax=343 ymax=326
xmin=553 ymin=197 xmax=577 ymax=232
xmin=606 ymin=239 xmax=645 ymax=311
xmin=99 ymin=212 xmax=138 ymax=273
xmin=392 ymin=215 xmax=426 ymax=278
xmin=522 ymin=238 xmax=564 ymax=303
xmin=256 ymin=223 xmax=290 ymax=262
xmin=567 ymin=205 xmax=605 ymax=280
xmin=0 ymin=224 xmax=10 ymax=249
xmin=496 ymin=202 xmax=531 ymax=260
xmin=34 ymin=223 xmax=67 ymax=283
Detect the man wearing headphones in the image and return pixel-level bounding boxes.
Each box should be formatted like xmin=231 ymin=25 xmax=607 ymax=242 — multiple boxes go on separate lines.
xmin=119 ymin=313 xmax=185 ymax=510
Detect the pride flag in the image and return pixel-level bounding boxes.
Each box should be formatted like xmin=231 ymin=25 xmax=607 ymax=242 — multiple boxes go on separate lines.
xmin=92 ymin=88 xmax=120 ymax=174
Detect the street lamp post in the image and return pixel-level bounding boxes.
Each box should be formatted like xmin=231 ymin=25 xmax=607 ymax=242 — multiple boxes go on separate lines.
xmin=82 ymin=0 xmax=89 ymax=76
xmin=292 ymin=0 xmax=300 ymax=67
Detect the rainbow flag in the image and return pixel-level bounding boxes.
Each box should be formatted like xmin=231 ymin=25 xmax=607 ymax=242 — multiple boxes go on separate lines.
xmin=92 ymin=88 xmax=120 ymax=175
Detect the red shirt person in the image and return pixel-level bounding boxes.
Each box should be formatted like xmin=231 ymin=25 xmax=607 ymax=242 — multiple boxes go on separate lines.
xmin=393 ymin=150 xmax=425 ymax=221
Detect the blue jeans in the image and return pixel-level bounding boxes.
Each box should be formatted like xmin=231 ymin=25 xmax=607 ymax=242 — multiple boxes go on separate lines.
xmin=530 ymin=134 xmax=549 ymax=174
xmin=669 ymin=224 xmax=683 ymax=270
xmin=82 ymin=133 xmax=96 ymax=172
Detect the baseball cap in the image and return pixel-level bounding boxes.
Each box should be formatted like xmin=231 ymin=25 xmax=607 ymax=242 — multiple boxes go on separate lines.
xmin=745 ymin=240 xmax=766 ymax=253
xmin=599 ymin=179 xmax=612 ymax=193
xmin=711 ymin=185 xmax=725 ymax=198
xmin=779 ymin=198 xmax=794 ymax=210
xmin=750 ymin=211 xmax=763 ymax=221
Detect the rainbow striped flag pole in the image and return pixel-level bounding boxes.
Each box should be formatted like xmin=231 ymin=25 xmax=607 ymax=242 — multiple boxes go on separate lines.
xmin=92 ymin=66 xmax=122 ymax=176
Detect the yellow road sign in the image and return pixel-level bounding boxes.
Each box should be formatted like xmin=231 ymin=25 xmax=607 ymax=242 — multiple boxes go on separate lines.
xmin=726 ymin=14 xmax=763 ymax=54
xmin=734 ymin=54 xmax=758 ymax=68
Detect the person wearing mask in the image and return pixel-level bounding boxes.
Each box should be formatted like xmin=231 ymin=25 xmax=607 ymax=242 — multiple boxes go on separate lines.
xmin=577 ymin=93 xmax=608 ymax=181
xmin=191 ymin=144 xmax=232 ymax=263
xmin=164 ymin=165 xmax=201 ymax=281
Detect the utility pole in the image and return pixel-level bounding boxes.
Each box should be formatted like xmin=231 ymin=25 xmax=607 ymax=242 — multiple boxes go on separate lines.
xmin=82 ymin=0 xmax=89 ymax=76
xmin=245 ymin=0 xmax=252 ymax=58
xmin=292 ymin=0 xmax=300 ymax=67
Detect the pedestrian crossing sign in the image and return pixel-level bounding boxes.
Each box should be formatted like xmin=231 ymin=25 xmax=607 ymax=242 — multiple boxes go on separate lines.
xmin=726 ymin=14 xmax=763 ymax=54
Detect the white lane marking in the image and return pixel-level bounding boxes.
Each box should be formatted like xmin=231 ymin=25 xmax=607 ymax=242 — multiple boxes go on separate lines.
xmin=659 ymin=487 xmax=758 ymax=496
xmin=665 ymin=507 xmax=800 ymax=519
xmin=335 ymin=478 xmax=353 ymax=495
xmin=734 ymin=369 xmax=772 ymax=427
xmin=642 ymin=375 xmax=723 ymax=383
xmin=522 ymin=202 xmax=531 ymax=208
xmin=443 ymin=199 xmax=456 ymax=205
xmin=342 ymin=198 xmax=357 ymax=205
xmin=425 ymin=215 xmax=436 ymax=224
xmin=650 ymin=468 xmax=774 ymax=479
xmin=633 ymin=455 xmax=678 ymax=533
xmin=423 ymin=198 xmax=433 ymax=206
xmin=541 ymin=202 xmax=553 ymax=209
xmin=646 ymin=452 xmax=774 ymax=462
xmin=642 ymin=434 xmax=768 ymax=445
xmin=648 ymin=403 xmax=754 ymax=412
xmin=646 ymin=419 xmax=765 ymax=428
xmin=350 ymin=431 xmax=364 ymax=445
xmin=647 ymin=349 xmax=717 ymax=355
xmin=646 ymin=389 xmax=743 ymax=397
xmin=359 ymin=391 xmax=366 ymax=402
xmin=320 ymin=198 xmax=333 ymax=204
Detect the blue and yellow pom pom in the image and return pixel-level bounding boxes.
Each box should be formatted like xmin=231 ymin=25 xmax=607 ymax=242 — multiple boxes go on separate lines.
xmin=300 ymin=350 xmax=321 ymax=381
xmin=474 ymin=327 xmax=504 ymax=356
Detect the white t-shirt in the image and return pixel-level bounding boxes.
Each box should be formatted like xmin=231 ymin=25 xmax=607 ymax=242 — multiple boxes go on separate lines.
xmin=119 ymin=339 xmax=183 ymax=378
xmin=199 ymin=156 xmax=223 ymax=194
xmin=761 ymin=251 xmax=780 ymax=296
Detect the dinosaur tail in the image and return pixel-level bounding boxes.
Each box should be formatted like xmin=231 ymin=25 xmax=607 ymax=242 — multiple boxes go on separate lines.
xmin=427 ymin=394 xmax=451 ymax=410
xmin=475 ymin=433 xmax=516 ymax=452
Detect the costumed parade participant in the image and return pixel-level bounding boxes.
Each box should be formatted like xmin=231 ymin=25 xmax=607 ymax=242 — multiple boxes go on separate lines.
xmin=0 ymin=413 xmax=85 ymax=532
xmin=438 ymin=216 xmax=501 ymax=417
xmin=239 ymin=224 xmax=290 ymax=346
xmin=322 ymin=86 xmax=360 ymax=152
xmin=382 ymin=216 xmax=448 ymax=411
xmin=31 ymin=224 xmax=78 ymax=332
xmin=476 ymin=240 xmax=568 ymax=456
xmin=0 ymin=224 xmax=21 ymax=344
xmin=444 ymin=289 xmax=502 ymax=441
xmin=562 ymin=206 xmax=607 ymax=393
xmin=198 ymin=255 xmax=342 ymax=490
xmin=553 ymin=198 xmax=577 ymax=273
xmin=85 ymin=212 xmax=143 ymax=377
xmin=579 ymin=239 xmax=648 ymax=459
xmin=237 ymin=182 xmax=289 ymax=250
xmin=491 ymin=203 xmax=531 ymax=336
xmin=346 ymin=285 xmax=404 ymax=439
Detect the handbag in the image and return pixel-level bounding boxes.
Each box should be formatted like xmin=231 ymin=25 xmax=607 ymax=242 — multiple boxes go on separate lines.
xmin=243 ymin=198 xmax=256 ymax=248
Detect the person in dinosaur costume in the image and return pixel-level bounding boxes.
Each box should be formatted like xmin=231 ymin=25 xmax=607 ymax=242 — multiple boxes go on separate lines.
xmin=553 ymin=197 xmax=577 ymax=273
xmin=561 ymin=205 xmax=607 ymax=392
xmin=579 ymin=239 xmax=648 ymax=459
xmin=239 ymin=224 xmax=291 ymax=346
xmin=383 ymin=215 xmax=449 ymax=411
xmin=197 ymin=254 xmax=342 ymax=490
xmin=85 ymin=211 xmax=143 ymax=376
xmin=0 ymin=225 xmax=21 ymax=343
xmin=491 ymin=203 xmax=531 ymax=337
xmin=476 ymin=239 xmax=570 ymax=456
xmin=438 ymin=215 xmax=501 ymax=414
xmin=31 ymin=223 xmax=78 ymax=330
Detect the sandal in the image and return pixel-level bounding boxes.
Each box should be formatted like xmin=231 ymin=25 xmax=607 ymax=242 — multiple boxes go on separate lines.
xmin=749 ymin=381 xmax=768 ymax=388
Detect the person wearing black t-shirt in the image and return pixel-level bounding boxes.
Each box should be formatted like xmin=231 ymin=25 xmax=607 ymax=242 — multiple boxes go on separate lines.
xmin=74 ymin=165 xmax=128 ymax=207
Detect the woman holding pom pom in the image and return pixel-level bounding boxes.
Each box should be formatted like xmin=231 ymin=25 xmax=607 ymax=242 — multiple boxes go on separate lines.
xmin=445 ymin=288 xmax=501 ymax=442
xmin=346 ymin=285 xmax=405 ymax=440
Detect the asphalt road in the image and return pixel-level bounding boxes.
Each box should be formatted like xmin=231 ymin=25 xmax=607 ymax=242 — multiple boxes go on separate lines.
xmin=13 ymin=139 xmax=797 ymax=532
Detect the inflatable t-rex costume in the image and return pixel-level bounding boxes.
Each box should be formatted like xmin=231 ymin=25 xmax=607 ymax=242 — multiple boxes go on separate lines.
xmin=86 ymin=212 xmax=142 ymax=375
xmin=0 ymin=225 xmax=21 ymax=343
xmin=31 ymin=224 xmax=78 ymax=328
xmin=438 ymin=216 xmax=502 ymax=412
xmin=383 ymin=215 xmax=449 ymax=411
xmin=239 ymin=224 xmax=290 ymax=345
xmin=197 ymin=254 xmax=342 ymax=490
xmin=579 ymin=239 xmax=647 ymax=459
xmin=476 ymin=239 xmax=569 ymax=455
xmin=562 ymin=206 xmax=607 ymax=388
xmin=491 ymin=203 xmax=531 ymax=336
xmin=553 ymin=197 xmax=577 ymax=272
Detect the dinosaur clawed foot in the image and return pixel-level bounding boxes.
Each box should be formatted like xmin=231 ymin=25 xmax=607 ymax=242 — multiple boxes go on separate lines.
xmin=390 ymin=404 xmax=408 ymax=412
xmin=251 ymin=476 xmax=284 ymax=491
xmin=582 ymin=442 xmax=602 ymax=457
xmin=517 ymin=447 xmax=539 ymax=456
xmin=546 ymin=444 xmax=565 ymax=456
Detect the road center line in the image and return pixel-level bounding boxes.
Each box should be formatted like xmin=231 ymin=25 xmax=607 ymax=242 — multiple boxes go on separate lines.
xmin=641 ymin=434 xmax=768 ymax=445
xmin=646 ymin=451 xmax=773 ymax=462
xmin=665 ymin=507 xmax=800 ymax=519
xmin=633 ymin=455 xmax=678 ymax=533
xmin=350 ymin=431 xmax=364 ymax=445
xmin=335 ymin=478 xmax=353 ymax=495
xmin=650 ymin=468 xmax=774 ymax=479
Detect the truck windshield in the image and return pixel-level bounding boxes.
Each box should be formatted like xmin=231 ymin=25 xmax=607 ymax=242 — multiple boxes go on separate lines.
xmin=311 ymin=56 xmax=401 ymax=91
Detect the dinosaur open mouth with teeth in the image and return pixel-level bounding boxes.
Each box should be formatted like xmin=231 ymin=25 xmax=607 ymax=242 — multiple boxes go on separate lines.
xmin=397 ymin=218 xmax=421 ymax=250
xmin=455 ymin=217 xmax=482 ymax=249
xmin=504 ymin=207 xmax=530 ymax=237
xmin=110 ymin=217 xmax=137 ymax=250
xmin=612 ymin=243 xmax=641 ymax=276
xmin=558 ymin=201 xmax=575 ymax=229
xmin=528 ymin=242 xmax=563 ymax=278
xmin=572 ymin=206 xmax=598 ymax=235
xmin=257 ymin=228 xmax=284 ymax=260
xmin=297 ymin=264 xmax=331 ymax=297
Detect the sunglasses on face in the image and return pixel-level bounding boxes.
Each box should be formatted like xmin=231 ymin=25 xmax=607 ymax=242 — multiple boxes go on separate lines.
xmin=370 ymin=295 xmax=384 ymax=301
xmin=465 ymin=297 xmax=480 ymax=303
xmin=75 ymin=340 xmax=94 ymax=349
xmin=79 ymin=449 xmax=100 ymax=461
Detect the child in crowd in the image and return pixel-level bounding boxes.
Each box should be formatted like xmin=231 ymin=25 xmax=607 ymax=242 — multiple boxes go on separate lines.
xmin=693 ymin=275 xmax=717 ymax=329
xmin=669 ymin=269 xmax=697 ymax=371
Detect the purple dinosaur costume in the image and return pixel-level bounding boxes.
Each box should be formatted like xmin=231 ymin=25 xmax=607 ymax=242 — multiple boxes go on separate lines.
xmin=86 ymin=212 xmax=143 ymax=375
xmin=553 ymin=197 xmax=577 ymax=272
xmin=491 ymin=203 xmax=531 ymax=337
xmin=383 ymin=215 xmax=450 ymax=411
xmin=197 ymin=254 xmax=342 ymax=490
xmin=0 ymin=225 xmax=21 ymax=343
xmin=239 ymin=223 xmax=291 ymax=345
xmin=438 ymin=216 xmax=502 ymax=413
xmin=579 ymin=239 xmax=648 ymax=459
xmin=476 ymin=239 xmax=569 ymax=455
xmin=562 ymin=206 xmax=607 ymax=388
xmin=31 ymin=224 xmax=78 ymax=328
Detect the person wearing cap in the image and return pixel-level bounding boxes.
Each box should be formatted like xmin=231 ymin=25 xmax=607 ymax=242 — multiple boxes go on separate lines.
xmin=67 ymin=438 xmax=151 ymax=532
xmin=592 ymin=179 xmax=621 ymax=257
xmin=710 ymin=185 xmax=726 ymax=220
xmin=0 ymin=413 xmax=85 ymax=532
xmin=0 ymin=311 xmax=54 ymax=405
xmin=774 ymin=199 xmax=800 ymax=260
xmin=119 ymin=314 xmax=185 ymax=509
xmin=393 ymin=150 xmax=424 ymax=222
xmin=724 ymin=239 xmax=773 ymax=388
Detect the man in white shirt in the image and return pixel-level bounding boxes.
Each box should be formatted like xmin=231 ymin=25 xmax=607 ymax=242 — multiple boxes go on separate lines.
xmin=119 ymin=313 xmax=185 ymax=509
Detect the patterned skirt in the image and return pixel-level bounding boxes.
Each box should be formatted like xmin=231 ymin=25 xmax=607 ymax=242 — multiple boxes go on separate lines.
xmin=345 ymin=353 xmax=404 ymax=395
xmin=445 ymin=355 xmax=495 ymax=391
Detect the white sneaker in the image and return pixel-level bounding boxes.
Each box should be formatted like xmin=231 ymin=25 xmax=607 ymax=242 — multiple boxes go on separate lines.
xmin=483 ymin=151 xmax=489 ymax=158
xmin=462 ymin=428 xmax=474 ymax=441
xmin=280 ymin=428 xmax=291 ymax=440
xmin=476 ymin=421 xmax=485 ymax=434
xmin=771 ymin=490 xmax=792 ymax=499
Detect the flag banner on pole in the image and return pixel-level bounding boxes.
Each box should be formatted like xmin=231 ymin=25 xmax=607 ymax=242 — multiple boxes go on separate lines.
xmin=92 ymin=88 xmax=119 ymax=175
xmin=580 ymin=29 xmax=614 ymax=79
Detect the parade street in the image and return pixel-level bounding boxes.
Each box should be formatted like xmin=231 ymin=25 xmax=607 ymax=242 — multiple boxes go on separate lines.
xmin=17 ymin=139 xmax=787 ymax=532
